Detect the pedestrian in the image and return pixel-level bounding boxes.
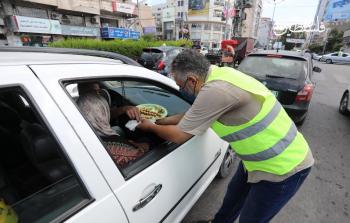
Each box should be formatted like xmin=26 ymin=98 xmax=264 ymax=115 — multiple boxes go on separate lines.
xmin=137 ymin=49 xmax=314 ymax=223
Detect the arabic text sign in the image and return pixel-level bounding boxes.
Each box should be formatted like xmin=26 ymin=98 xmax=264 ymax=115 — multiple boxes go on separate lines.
xmin=61 ymin=25 xmax=100 ymax=37
xmin=101 ymin=27 xmax=140 ymax=39
xmin=112 ymin=2 xmax=136 ymax=14
xmin=273 ymin=17 xmax=326 ymax=36
xmin=324 ymin=0 xmax=350 ymax=21
xmin=14 ymin=16 xmax=62 ymax=34
xmin=286 ymin=38 xmax=306 ymax=44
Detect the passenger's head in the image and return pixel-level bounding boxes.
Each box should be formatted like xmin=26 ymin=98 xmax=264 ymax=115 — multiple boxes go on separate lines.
xmin=78 ymin=82 xmax=101 ymax=95
xmin=170 ymin=49 xmax=210 ymax=99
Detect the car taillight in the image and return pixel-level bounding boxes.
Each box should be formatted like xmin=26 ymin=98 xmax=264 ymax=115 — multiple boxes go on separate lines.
xmin=295 ymin=84 xmax=314 ymax=102
xmin=157 ymin=60 xmax=165 ymax=70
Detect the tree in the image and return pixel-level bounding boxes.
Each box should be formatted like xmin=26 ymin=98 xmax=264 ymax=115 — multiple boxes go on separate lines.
xmin=326 ymin=29 xmax=344 ymax=53
xmin=309 ymin=44 xmax=323 ymax=54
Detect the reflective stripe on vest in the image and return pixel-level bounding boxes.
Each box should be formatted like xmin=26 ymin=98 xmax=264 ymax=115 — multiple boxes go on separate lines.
xmin=222 ymin=101 xmax=282 ymax=142
xmin=234 ymin=122 xmax=298 ymax=161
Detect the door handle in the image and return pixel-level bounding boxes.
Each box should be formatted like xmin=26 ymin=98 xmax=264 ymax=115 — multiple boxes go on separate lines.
xmin=133 ymin=184 xmax=162 ymax=212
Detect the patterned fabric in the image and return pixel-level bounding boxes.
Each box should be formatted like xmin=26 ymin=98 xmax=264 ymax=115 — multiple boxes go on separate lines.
xmin=106 ymin=141 xmax=149 ymax=167
xmin=77 ymin=93 xmax=117 ymax=137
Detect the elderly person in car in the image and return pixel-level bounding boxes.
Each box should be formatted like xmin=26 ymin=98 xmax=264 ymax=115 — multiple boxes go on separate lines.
xmin=77 ymin=82 xmax=148 ymax=167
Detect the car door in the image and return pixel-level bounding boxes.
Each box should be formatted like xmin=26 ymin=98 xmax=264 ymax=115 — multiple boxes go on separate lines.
xmin=31 ymin=63 xmax=228 ymax=223
xmin=0 ymin=65 xmax=128 ymax=223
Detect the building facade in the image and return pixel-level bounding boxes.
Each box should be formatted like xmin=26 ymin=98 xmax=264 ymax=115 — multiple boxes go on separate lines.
xmin=240 ymin=0 xmax=262 ymax=40
xmin=152 ymin=3 xmax=167 ymax=39
xmin=0 ymin=0 xmax=140 ymax=46
xmin=257 ymin=17 xmax=272 ymax=48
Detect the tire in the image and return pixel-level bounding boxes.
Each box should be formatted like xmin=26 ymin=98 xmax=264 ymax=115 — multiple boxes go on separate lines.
xmin=326 ymin=59 xmax=332 ymax=64
xmin=295 ymin=117 xmax=306 ymax=126
xmin=339 ymin=92 xmax=350 ymax=116
xmin=218 ymin=147 xmax=236 ymax=179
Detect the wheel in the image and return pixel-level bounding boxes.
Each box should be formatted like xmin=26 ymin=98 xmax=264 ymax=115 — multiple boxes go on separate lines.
xmin=218 ymin=147 xmax=236 ymax=179
xmin=295 ymin=117 xmax=306 ymax=126
xmin=339 ymin=92 xmax=350 ymax=116
xmin=326 ymin=59 xmax=332 ymax=64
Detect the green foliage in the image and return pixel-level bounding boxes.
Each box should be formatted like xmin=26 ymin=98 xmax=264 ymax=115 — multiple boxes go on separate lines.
xmin=49 ymin=38 xmax=192 ymax=59
xmin=326 ymin=29 xmax=344 ymax=53
xmin=308 ymin=44 xmax=324 ymax=54
xmin=142 ymin=34 xmax=155 ymax=42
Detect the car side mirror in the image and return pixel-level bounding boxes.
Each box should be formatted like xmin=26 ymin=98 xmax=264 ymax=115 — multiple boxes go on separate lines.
xmin=313 ymin=66 xmax=322 ymax=73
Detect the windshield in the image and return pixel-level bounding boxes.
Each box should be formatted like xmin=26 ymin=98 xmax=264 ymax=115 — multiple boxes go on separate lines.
xmin=238 ymin=56 xmax=307 ymax=80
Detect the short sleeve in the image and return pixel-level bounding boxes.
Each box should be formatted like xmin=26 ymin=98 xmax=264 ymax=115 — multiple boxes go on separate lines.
xmin=178 ymin=81 xmax=242 ymax=135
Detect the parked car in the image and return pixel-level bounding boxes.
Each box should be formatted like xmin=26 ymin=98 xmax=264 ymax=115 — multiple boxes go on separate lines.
xmin=0 ymin=47 xmax=235 ymax=223
xmin=312 ymin=53 xmax=322 ymax=61
xmin=238 ymin=50 xmax=322 ymax=125
xmin=137 ymin=46 xmax=183 ymax=76
xmin=339 ymin=86 xmax=350 ymax=116
xmin=320 ymin=52 xmax=350 ymax=64
xmin=199 ymin=47 xmax=209 ymax=56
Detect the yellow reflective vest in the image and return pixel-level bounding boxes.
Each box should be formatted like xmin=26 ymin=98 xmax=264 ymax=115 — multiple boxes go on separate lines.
xmin=208 ymin=66 xmax=309 ymax=175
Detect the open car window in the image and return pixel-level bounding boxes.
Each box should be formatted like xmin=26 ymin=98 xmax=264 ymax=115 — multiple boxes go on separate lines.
xmin=64 ymin=79 xmax=191 ymax=179
xmin=0 ymin=87 xmax=91 ymax=222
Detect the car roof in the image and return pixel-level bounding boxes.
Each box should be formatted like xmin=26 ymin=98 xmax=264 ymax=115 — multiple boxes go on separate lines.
xmin=0 ymin=47 xmax=142 ymax=66
xmin=0 ymin=52 xmax=125 ymax=66
xmin=249 ymin=50 xmax=310 ymax=60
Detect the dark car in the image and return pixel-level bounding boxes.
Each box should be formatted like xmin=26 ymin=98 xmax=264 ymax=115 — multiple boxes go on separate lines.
xmin=137 ymin=46 xmax=183 ymax=76
xmin=238 ymin=50 xmax=322 ymax=125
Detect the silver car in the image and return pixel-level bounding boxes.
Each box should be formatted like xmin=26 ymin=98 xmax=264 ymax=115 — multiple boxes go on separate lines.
xmin=321 ymin=52 xmax=350 ymax=64
xmin=339 ymin=86 xmax=350 ymax=116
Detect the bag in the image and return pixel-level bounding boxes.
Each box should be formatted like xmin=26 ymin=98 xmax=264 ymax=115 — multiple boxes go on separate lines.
xmin=106 ymin=141 xmax=148 ymax=167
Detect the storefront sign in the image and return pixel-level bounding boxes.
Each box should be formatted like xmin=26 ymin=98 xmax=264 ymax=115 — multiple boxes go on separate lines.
xmin=13 ymin=16 xmax=62 ymax=34
xmin=112 ymin=2 xmax=136 ymax=14
xmin=143 ymin=27 xmax=156 ymax=35
xmin=61 ymin=25 xmax=101 ymax=37
xmin=101 ymin=27 xmax=140 ymax=39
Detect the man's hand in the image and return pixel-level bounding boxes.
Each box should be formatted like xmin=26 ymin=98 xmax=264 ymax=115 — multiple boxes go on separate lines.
xmin=124 ymin=106 xmax=141 ymax=121
xmin=137 ymin=119 xmax=155 ymax=131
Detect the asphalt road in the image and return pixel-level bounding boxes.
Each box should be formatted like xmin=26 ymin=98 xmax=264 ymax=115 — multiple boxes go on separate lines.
xmin=182 ymin=62 xmax=350 ymax=223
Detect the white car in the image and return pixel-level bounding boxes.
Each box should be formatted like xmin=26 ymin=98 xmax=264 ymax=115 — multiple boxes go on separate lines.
xmin=0 ymin=48 xmax=234 ymax=223
xmin=200 ymin=47 xmax=209 ymax=56
xmin=339 ymin=86 xmax=350 ymax=116
xmin=320 ymin=52 xmax=350 ymax=64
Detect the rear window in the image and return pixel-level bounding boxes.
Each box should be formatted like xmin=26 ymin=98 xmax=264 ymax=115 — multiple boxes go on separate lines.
xmin=238 ymin=56 xmax=308 ymax=80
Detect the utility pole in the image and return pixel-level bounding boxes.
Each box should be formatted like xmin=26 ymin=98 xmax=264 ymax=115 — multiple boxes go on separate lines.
xmin=269 ymin=0 xmax=277 ymax=49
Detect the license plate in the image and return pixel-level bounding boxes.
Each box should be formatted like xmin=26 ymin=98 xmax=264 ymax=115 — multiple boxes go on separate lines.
xmin=271 ymin=90 xmax=279 ymax=97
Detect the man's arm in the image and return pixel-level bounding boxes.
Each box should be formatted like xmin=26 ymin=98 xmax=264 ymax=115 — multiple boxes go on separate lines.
xmin=138 ymin=120 xmax=192 ymax=144
xmin=156 ymin=114 xmax=184 ymax=125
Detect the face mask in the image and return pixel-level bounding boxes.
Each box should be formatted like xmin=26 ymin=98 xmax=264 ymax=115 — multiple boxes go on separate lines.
xmin=179 ymin=89 xmax=196 ymax=104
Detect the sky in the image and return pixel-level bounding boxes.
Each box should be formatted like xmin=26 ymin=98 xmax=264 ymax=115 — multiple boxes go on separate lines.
xmin=142 ymin=0 xmax=320 ymax=26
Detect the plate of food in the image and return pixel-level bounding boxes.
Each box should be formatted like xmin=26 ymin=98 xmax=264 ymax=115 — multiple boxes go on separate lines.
xmin=137 ymin=104 xmax=167 ymax=120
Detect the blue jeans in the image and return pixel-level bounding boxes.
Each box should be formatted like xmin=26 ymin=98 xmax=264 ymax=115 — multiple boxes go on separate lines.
xmin=213 ymin=162 xmax=312 ymax=223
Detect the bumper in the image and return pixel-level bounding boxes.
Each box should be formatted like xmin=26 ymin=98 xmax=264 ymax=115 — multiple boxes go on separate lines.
xmin=283 ymin=103 xmax=310 ymax=123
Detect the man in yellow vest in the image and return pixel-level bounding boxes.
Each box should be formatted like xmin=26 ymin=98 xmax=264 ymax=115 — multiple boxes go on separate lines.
xmin=137 ymin=50 xmax=314 ymax=223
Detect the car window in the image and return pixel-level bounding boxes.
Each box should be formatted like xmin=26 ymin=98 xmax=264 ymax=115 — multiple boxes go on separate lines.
xmin=64 ymin=79 xmax=191 ymax=179
xmin=331 ymin=53 xmax=339 ymax=56
xmin=238 ymin=56 xmax=308 ymax=80
xmin=343 ymin=54 xmax=349 ymax=57
xmin=0 ymin=87 xmax=91 ymax=222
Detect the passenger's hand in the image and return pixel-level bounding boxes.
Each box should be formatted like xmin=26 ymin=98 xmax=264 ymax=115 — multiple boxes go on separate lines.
xmin=137 ymin=119 xmax=154 ymax=131
xmin=124 ymin=106 xmax=141 ymax=121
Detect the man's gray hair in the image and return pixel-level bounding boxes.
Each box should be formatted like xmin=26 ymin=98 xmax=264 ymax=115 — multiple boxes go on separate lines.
xmin=171 ymin=49 xmax=211 ymax=81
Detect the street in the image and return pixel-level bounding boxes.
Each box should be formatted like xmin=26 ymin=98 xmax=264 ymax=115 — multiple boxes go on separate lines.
xmin=183 ymin=62 xmax=350 ymax=223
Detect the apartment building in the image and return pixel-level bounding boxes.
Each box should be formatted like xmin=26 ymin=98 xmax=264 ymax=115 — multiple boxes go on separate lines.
xmin=0 ymin=0 xmax=140 ymax=46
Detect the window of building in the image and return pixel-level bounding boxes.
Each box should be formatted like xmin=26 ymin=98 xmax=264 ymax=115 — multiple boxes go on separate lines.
xmin=0 ymin=87 xmax=91 ymax=222
xmin=214 ymin=10 xmax=222 ymax=17
xmin=213 ymin=24 xmax=221 ymax=31
xmin=178 ymin=1 xmax=184 ymax=6
xmin=64 ymin=80 xmax=191 ymax=179
xmin=191 ymin=24 xmax=202 ymax=29
xmin=178 ymin=12 xmax=184 ymax=18
xmin=204 ymin=23 xmax=211 ymax=30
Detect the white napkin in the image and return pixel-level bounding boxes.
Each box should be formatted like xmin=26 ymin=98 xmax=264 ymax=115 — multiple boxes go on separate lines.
xmin=125 ymin=120 xmax=156 ymax=131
